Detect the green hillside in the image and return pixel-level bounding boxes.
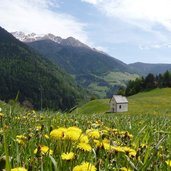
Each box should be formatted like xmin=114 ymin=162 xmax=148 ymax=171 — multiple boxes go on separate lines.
xmin=27 ymin=40 xmax=138 ymax=98
xmin=0 ymin=27 xmax=88 ymax=111
xmin=74 ymin=88 xmax=171 ymax=115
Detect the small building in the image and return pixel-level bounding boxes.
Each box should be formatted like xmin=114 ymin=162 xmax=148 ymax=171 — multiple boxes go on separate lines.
xmin=109 ymin=95 xmax=128 ymax=112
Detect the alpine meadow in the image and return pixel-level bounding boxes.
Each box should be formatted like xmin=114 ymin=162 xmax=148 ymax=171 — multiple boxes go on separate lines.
xmin=0 ymin=0 xmax=171 ymax=170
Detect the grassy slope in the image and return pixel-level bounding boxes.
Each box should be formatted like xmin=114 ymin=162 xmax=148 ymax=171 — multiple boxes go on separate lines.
xmin=74 ymin=88 xmax=171 ymax=115
xmin=88 ymin=72 xmax=139 ymax=98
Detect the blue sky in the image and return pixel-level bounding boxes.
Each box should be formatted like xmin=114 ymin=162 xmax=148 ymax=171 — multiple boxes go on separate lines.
xmin=1 ymin=0 xmax=171 ymax=64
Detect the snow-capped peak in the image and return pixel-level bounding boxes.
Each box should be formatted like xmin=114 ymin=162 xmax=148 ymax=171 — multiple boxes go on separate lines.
xmin=11 ymin=31 xmax=90 ymax=48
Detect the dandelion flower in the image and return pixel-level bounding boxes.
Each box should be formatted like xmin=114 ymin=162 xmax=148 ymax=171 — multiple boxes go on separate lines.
xmin=50 ymin=127 xmax=67 ymax=139
xmin=0 ymin=113 xmax=4 ymax=117
xmin=34 ymin=145 xmax=53 ymax=155
xmin=77 ymin=143 xmax=92 ymax=152
xmin=16 ymin=135 xmax=27 ymax=145
xmin=11 ymin=167 xmax=27 ymax=171
xmin=64 ymin=127 xmax=82 ymax=141
xmin=119 ymin=167 xmax=132 ymax=171
xmin=73 ymin=162 xmax=96 ymax=171
xmin=166 ymin=160 xmax=171 ymax=167
xmin=79 ymin=134 xmax=89 ymax=143
xmin=61 ymin=152 xmax=75 ymax=160
xmin=86 ymin=129 xmax=100 ymax=139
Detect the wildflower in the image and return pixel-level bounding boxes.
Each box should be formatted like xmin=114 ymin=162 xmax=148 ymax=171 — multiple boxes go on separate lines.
xmin=16 ymin=135 xmax=27 ymax=145
xmin=112 ymin=146 xmax=125 ymax=153
xmin=119 ymin=167 xmax=132 ymax=171
xmin=129 ymin=150 xmax=136 ymax=157
xmin=64 ymin=127 xmax=82 ymax=141
xmin=79 ymin=134 xmax=89 ymax=143
xmin=44 ymin=134 xmax=49 ymax=139
xmin=86 ymin=129 xmax=100 ymax=139
xmin=166 ymin=160 xmax=171 ymax=167
xmin=35 ymin=125 xmax=42 ymax=131
xmin=50 ymin=127 xmax=67 ymax=139
xmin=73 ymin=162 xmax=96 ymax=171
xmin=61 ymin=152 xmax=75 ymax=160
xmin=0 ymin=113 xmax=4 ymax=117
xmin=77 ymin=143 xmax=92 ymax=152
xmin=11 ymin=167 xmax=27 ymax=171
xmin=94 ymin=140 xmax=103 ymax=148
xmin=34 ymin=145 xmax=53 ymax=155
xmin=103 ymin=142 xmax=111 ymax=151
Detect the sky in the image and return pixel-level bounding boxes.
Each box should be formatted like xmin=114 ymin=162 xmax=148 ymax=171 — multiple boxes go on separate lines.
xmin=1 ymin=0 xmax=171 ymax=64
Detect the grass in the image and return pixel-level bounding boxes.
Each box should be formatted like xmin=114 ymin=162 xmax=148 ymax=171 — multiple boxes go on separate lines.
xmin=86 ymin=72 xmax=139 ymax=98
xmin=75 ymin=88 xmax=171 ymax=115
xmin=0 ymin=88 xmax=171 ymax=170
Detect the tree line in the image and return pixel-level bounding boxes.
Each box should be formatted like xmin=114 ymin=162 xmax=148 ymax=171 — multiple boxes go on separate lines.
xmin=118 ymin=70 xmax=171 ymax=96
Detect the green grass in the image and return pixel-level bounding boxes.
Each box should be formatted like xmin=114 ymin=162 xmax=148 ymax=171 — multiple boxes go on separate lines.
xmin=86 ymin=72 xmax=139 ymax=98
xmin=74 ymin=88 xmax=171 ymax=115
xmin=1 ymin=88 xmax=171 ymax=170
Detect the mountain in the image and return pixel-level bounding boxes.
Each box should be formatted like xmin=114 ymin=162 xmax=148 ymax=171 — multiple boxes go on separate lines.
xmin=11 ymin=31 xmax=89 ymax=48
xmin=11 ymin=32 xmax=138 ymax=97
xmin=0 ymin=27 xmax=88 ymax=110
xmin=129 ymin=62 xmax=171 ymax=75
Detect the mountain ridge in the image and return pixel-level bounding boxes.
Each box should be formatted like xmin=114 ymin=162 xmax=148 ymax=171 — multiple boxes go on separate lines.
xmin=0 ymin=27 xmax=88 ymax=110
xmin=129 ymin=62 xmax=171 ymax=75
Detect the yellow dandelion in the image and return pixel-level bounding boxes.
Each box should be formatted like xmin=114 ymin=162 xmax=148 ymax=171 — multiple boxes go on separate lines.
xmin=50 ymin=127 xmax=67 ymax=139
xmin=61 ymin=152 xmax=75 ymax=160
xmin=86 ymin=129 xmax=100 ymax=139
xmin=34 ymin=145 xmax=53 ymax=155
xmin=111 ymin=146 xmax=125 ymax=153
xmin=79 ymin=134 xmax=89 ymax=143
xmin=77 ymin=143 xmax=92 ymax=152
xmin=119 ymin=167 xmax=132 ymax=171
xmin=0 ymin=113 xmax=4 ymax=117
xmin=64 ymin=127 xmax=82 ymax=141
xmin=129 ymin=150 xmax=136 ymax=157
xmin=103 ymin=142 xmax=111 ymax=151
xmin=67 ymin=126 xmax=82 ymax=134
xmin=16 ymin=135 xmax=27 ymax=145
xmin=35 ymin=125 xmax=42 ymax=131
xmin=73 ymin=162 xmax=96 ymax=171
xmin=166 ymin=160 xmax=171 ymax=167
xmin=44 ymin=134 xmax=49 ymax=139
xmin=93 ymin=140 xmax=103 ymax=148
xmin=11 ymin=167 xmax=27 ymax=171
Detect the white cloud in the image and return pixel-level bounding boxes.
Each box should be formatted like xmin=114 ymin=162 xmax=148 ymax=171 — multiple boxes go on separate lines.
xmin=0 ymin=0 xmax=89 ymax=43
xmin=83 ymin=0 xmax=171 ymax=32
xmin=81 ymin=0 xmax=99 ymax=5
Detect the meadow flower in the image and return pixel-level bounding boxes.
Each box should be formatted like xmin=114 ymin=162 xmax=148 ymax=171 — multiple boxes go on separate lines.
xmin=11 ymin=167 xmax=27 ymax=171
xmin=44 ymin=134 xmax=49 ymax=139
xmin=111 ymin=146 xmax=125 ymax=153
xmin=73 ymin=162 xmax=96 ymax=171
xmin=166 ymin=160 xmax=171 ymax=167
xmin=35 ymin=125 xmax=42 ymax=131
xmin=93 ymin=140 xmax=103 ymax=148
xmin=86 ymin=129 xmax=100 ymax=139
xmin=64 ymin=127 xmax=82 ymax=141
xmin=119 ymin=167 xmax=132 ymax=171
xmin=0 ymin=112 xmax=4 ymax=117
xmin=61 ymin=152 xmax=75 ymax=160
xmin=50 ymin=127 xmax=67 ymax=139
xmin=34 ymin=145 xmax=53 ymax=155
xmin=77 ymin=143 xmax=92 ymax=152
xmin=128 ymin=150 xmax=136 ymax=157
xmin=16 ymin=135 xmax=27 ymax=145
xmin=79 ymin=134 xmax=89 ymax=143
